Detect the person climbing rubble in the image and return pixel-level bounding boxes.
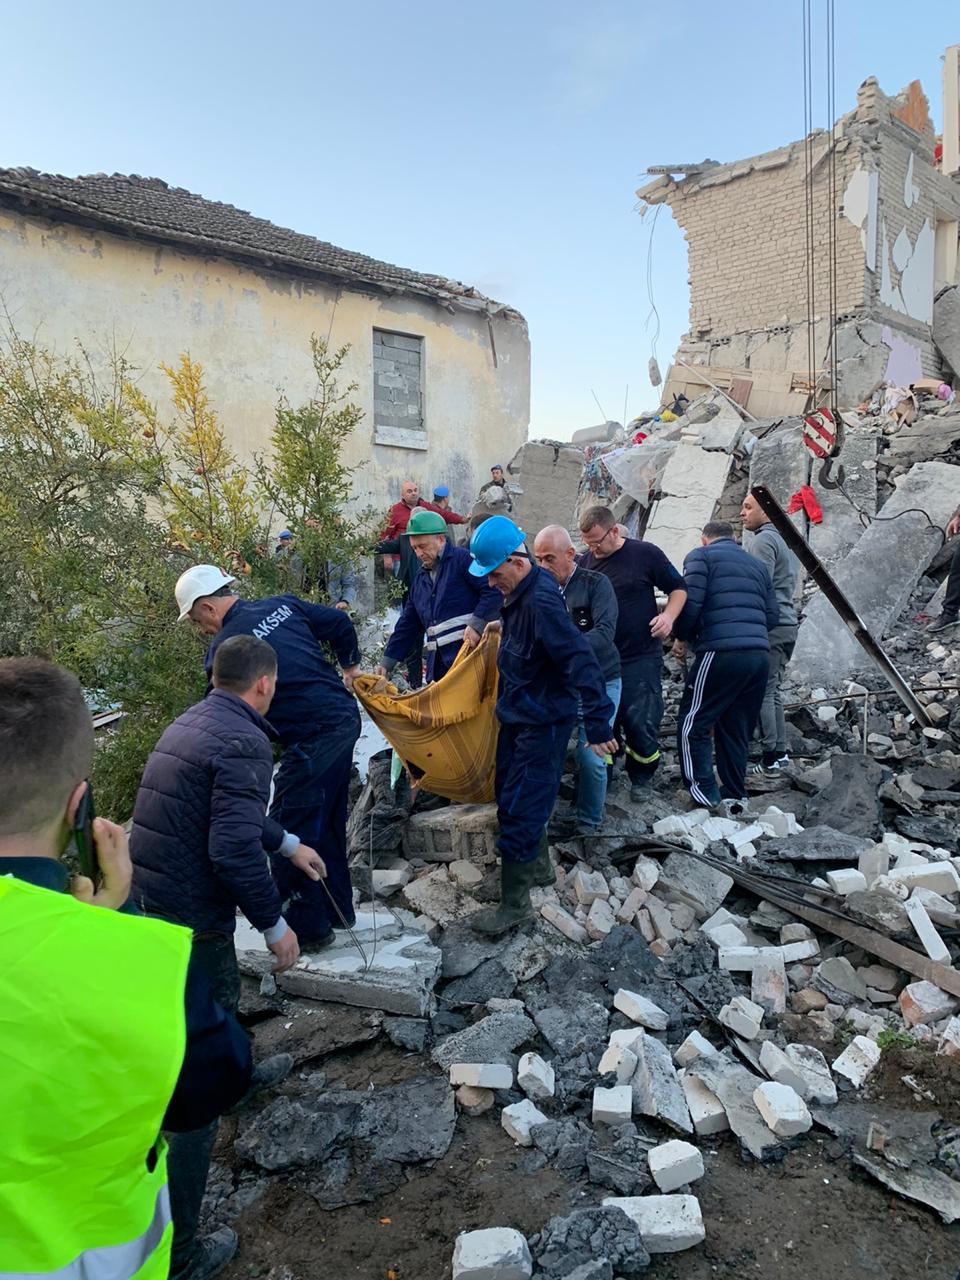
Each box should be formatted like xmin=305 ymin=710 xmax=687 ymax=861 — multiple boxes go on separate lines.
xmin=741 ymin=492 xmax=800 ymax=776
xmin=926 ymin=505 xmax=960 ymax=633
xmin=533 ymin=524 xmax=621 ymax=836
xmin=466 ymin=516 xmax=616 ymax=935
xmin=376 ymin=508 xmax=502 ymax=684
xmin=672 ymin=521 xmax=779 ymax=811
xmin=173 ymin=564 xmax=362 ymax=951
xmin=578 ymin=504 xmax=686 ymax=801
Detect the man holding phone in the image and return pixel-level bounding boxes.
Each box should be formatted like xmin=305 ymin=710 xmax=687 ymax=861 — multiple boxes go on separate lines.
xmin=0 ymin=657 xmax=252 ymax=1280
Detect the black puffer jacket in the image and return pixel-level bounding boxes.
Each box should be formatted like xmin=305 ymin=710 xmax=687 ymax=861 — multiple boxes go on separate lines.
xmin=130 ymin=689 xmax=286 ymax=937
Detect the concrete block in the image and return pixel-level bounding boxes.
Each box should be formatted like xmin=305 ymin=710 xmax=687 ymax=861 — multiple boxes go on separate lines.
xmin=759 ymin=1040 xmax=810 ymax=1099
xmin=517 ymin=1052 xmax=555 ymax=1100
xmin=832 ymin=1035 xmax=882 ymax=1087
xmin=570 ymin=865 xmax=610 ymax=905
xmin=598 ymin=1042 xmax=639 ymax=1083
xmin=826 ymin=867 xmax=868 ymax=895
xmin=404 ymin=802 xmax=499 ymax=863
xmin=783 ymin=1043 xmax=837 ymax=1105
xmin=586 ymin=897 xmax=617 ymax=940
xmin=792 ymin=461 xmax=960 ymax=685
xmin=719 ymin=943 xmax=816 ymax=971
xmin=449 ymin=1063 xmax=513 ymax=1090
xmin=673 ymin=1030 xmax=719 ymax=1067
xmin=858 ymin=844 xmax=890 ymax=886
xmin=616 ymin=886 xmax=648 ymax=922
xmin=888 ymin=862 xmax=960 ymax=895
xmin=371 ymin=866 xmax=413 ymax=896
xmin=631 ymin=1030 xmax=692 ymax=1134
xmin=632 ymin=855 xmax=661 ymax=892
xmin=613 ymin=988 xmax=670 ymax=1030
xmin=648 ymin=1139 xmax=704 ymax=1191
xmin=603 ymin=1194 xmax=705 ymax=1254
xmin=540 ymin=901 xmax=588 ymax=944
xmin=751 ymin=955 xmax=787 ymax=1015
xmin=718 ymin=995 xmax=764 ymax=1039
xmin=403 ymin=867 xmax=483 ymax=927
xmin=592 ymin=1084 xmax=633 ymax=1126
xmin=899 ymin=981 xmax=959 ymax=1027
xmin=653 ymin=815 xmax=692 ymax=837
xmin=903 ymin=896 xmax=952 ymax=964
xmin=728 ymin=822 xmax=765 ymax=850
xmin=645 ymin=895 xmax=679 ymax=944
xmin=937 ymin=1016 xmax=960 ymax=1059
xmin=679 ymin=1070 xmax=729 ymax=1135
xmin=452 ymin=1227 xmax=533 ymax=1280
xmin=456 ymin=1084 xmax=495 ymax=1115
xmin=752 ymin=1081 xmax=812 ymax=1136
xmin=704 ymin=922 xmax=749 ymax=948
xmin=910 ymin=888 xmax=960 ymax=927
xmin=449 ymin=859 xmax=484 ymax=889
xmin=432 ymin=1012 xmax=536 ymax=1070
xmin=659 ymin=850 xmax=733 ymax=918
xmin=501 ymin=1098 xmax=549 ymax=1146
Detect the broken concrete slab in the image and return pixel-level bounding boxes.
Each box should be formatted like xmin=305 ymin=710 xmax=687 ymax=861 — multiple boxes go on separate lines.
xmin=603 ymin=1194 xmax=706 ymax=1254
xmin=431 ymin=1011 xmax=536 ymax=1070
xmin=747 ymin=419 xmax=808 ymax=519
xmin=679 ymin=1071 xmax=729 ymax=1136
xmin=799 ymin=755 xmax=887 ymax=839
xmin=933 ymin=283 xmax=960 ymax=377
xmin=402 ymin=867 xmax=484 ymax=926
xmin=533 ymin=994 xmax=609 ymax=1058
xmin=452 ymin=1228 xmax=532 ymax=1280
xmin=853 ymin=1152 xmax=960 ymax=1225
xmin=792 ymin=461 xmax=960 ymax=686
xmin=658 ymin=850 xmax=733 ymax=919
xmin=644 ymin=443 xmax=732 ymax=571
xmin=783 ymin=1044 xmax=837 ymax=1105
xmin=402 ymin=803 xmax=499 ymax=863
xmin=809 ymin=430 xmax=878 ymax=567
xmin=251 ymin=1001 xmax=383 ymax=1065
xmin=630 ymin=1029 xmax=692 ymax=1135
xmin=687 ymin=1051 xmax=784 ymax=1160
xmin=533 ymin=1206 xmax=651 ymax=1275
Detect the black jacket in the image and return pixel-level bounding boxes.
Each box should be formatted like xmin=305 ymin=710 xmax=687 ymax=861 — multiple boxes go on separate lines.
xmin=130 ymin=689 xmax=288 ymax=938
xmin=6 ymin=857 xmax=251 ymax=1132
xmin=559 ymin=566 xmax=620 ymax=682
xmin=674 ymin=538 xmax=779 ymax=654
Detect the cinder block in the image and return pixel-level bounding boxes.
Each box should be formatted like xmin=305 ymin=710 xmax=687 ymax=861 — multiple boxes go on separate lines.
xmin=517 ymin=1052 xmax=555 ymax=1100
xmin=899 ymin=980 xmax=959 ymax=1028
xmin=450 ymin=1063 xmax=513 ymax=1090
xmin=457 ymin=1084 xmax=495 ymax=1115
xmin=751 ymin=955 xmax=787 ymax=1015
xmin=759 ymin=1040 xmax=810 ymax=1099
xmin=648 ymin=1139 xmax=705 ymax=1191
xmin=673 ymin=1030 xmax=718 ymax=1067
xmin=602 ymin=1194 xmax=705 ymax=1254
xmin=832 ymin=1035 xmax=882 ymax=1087
xmin=903 ymin=896 xmax=951 ymax=964
xmin=613 ymin=988 xmax=670 ymax=1030
xmin=452 ymin=1227 xmax=533 ymax=1280
xmin=592 ymin=1084 xmax=633 ymax=1126
xmin=679 ymin=1071 xmax=729 ymax=1135
xmin=753 ymin=1081 xmax=812 ymax=1136
xmin=598 ymin=1041 xmax=639 ymax=1083
xmin=540 ymin=902 xmax=588 ymax=944
xmin=826 ymin=868 xmax=868 ymax=895
xmin=718 ymin=995 xmax=764 ymax=1039
xmin=888 ymin=862 xmax=960 ymax=895
xmin=501 ymin=1098 xmax=549 ymax=1146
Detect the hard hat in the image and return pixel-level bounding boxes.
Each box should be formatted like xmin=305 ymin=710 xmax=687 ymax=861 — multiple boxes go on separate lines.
xmin=433 ymin=484 xmax=449 ymax=498
xmin=405 ymin=509 xmax=447 ymax=536
xmin=468 ymin=515 xmax=525 ymax=577
xmin=278 ymin=530 xmax=293 ymax=540
xmin=175 ymin=564 xmax=237 ymax=621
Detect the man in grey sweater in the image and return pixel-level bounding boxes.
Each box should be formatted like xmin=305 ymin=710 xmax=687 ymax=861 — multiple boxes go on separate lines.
xmin=741 ymin=494 xmax=799 ymax=775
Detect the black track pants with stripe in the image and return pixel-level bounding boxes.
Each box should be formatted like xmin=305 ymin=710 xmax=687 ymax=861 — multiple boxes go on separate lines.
xmin=677 ymin=649 xmax=769 ymax=805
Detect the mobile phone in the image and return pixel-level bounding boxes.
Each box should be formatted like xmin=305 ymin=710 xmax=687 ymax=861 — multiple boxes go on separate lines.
xmin=73 ymin=783 xmax=98 ymax=884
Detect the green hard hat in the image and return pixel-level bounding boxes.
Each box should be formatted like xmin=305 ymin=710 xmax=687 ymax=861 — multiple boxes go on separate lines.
xmin=405 ymin=509 xmax=447 ymax=535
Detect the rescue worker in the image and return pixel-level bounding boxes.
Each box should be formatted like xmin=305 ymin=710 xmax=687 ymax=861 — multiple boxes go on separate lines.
xmin=381 ymin=479 xmax=465 ymax=540
xmin=377 ymin=508 xmax=502 ymax=684
xmin=0 ymin=657 xmax=251 ymax=1280
xmin=673 ymin=521 xmax=779 ymax=810
xmin=431 ymin=484 xmax=465 ymax=522
xmin=533 ymin=524 xmax=621 ymax=836
xmin=173 ymin=565 xmax=362 ymax=948
xmin=741 ymin=492 xmax=800 ymax=775
xmin=579 ymin=505 xmax=687 ymax=800
xmin=467 ymin=517 xmax=617 ymax=934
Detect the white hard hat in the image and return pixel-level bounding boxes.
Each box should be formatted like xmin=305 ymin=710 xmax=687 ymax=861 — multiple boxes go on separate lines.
xmin=175 ymin=564 xmax=237 ymax=621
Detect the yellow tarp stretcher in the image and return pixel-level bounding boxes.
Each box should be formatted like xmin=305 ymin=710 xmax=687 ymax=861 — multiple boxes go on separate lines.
xmin=353 ymin=631 xmax=500 ymax=803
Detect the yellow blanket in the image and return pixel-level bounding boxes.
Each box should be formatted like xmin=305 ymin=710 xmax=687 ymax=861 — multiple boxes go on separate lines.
xmin=353 ymin=631 xmax=500 ymax=803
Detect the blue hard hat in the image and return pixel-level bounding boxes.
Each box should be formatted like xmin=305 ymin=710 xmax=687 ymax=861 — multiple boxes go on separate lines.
xmin=468 ymin=515 xmax=526 ymax=577
xmin=433 ymin=484 xmax=449 ymax=498
xmin=278 ymin=530 xmax=293 ymax=540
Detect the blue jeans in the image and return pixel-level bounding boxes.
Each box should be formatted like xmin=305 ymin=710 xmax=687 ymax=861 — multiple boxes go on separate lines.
xmin=576 ymin=676 xmax=622 ymax=829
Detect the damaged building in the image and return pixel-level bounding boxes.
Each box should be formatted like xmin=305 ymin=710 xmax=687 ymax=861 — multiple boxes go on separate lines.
xmin=637 ymin=47 xmax=960 ymax=413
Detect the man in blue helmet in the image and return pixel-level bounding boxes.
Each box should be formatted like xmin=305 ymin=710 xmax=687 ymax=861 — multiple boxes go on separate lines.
xmin=468 ymin=516 xmax=617 ymax=934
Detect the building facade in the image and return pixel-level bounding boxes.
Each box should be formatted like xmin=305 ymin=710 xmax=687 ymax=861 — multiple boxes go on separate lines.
xmin=638 ymin=50 xmax=960 ymax=415
xmin=0 ymin=169 xmax=530 ymax=518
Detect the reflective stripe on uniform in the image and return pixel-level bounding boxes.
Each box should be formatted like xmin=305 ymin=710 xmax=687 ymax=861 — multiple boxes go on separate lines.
xmin=624 ymin=745 xmax=660 ymax=765
xmin=0 ymin=1185 xmax=171 ymax=1280
xmin=426 ymin=613 xmax=472 ymax=640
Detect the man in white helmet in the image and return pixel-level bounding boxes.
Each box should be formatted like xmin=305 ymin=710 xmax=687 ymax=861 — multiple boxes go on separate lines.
xmin=173 ymin=565 xmax=362 ymax=949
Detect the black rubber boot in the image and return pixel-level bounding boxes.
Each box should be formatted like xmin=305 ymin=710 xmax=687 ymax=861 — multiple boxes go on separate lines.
xmin=470 ymin=858 xmax=536 ymax=935
xmin=531 ymin=830 xmax=557 ymax=887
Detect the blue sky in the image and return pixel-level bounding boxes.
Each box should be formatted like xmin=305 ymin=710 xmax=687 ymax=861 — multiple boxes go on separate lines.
xmin=3 ymin=1 xmax=956 ymax=437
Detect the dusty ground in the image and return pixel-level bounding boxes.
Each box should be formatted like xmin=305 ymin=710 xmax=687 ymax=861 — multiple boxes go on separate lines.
xmin=217 ymin=1029 xmax=960 ymax=1280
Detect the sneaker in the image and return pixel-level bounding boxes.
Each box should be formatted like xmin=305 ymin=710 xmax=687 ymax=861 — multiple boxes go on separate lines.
xmin=927 ymin=614 xmax=959 ymax=634
xmin=747 ymin=756 xmax=789 ymax=777
xmin=172 ymin=1228 xmax=238 ymax=1280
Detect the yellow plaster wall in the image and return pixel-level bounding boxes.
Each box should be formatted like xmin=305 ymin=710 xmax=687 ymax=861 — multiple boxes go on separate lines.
xmin=0 ymin=208 xmax=530 ymax=517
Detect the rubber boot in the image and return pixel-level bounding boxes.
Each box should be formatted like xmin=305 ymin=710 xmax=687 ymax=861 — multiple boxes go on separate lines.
xmin=470 ymin=858 xmax=536 ymax=936
xmin=531 ymin=830 xmax=556 ymax=887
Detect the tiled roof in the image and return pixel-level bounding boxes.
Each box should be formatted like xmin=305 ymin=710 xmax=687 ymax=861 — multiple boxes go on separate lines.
xmin=0 ymin=167 xmax=521 ymax=319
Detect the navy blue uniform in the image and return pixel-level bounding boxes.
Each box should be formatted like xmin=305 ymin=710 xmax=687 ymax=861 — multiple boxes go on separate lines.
xmin=384 ymin=544 xmax=502 ymax=683
xmin=205 ymin=594 xmax=362 ymax=940
xmin=496 ymin=566 xmax=614 ymax=864
xmin=674 ymin=538 xmax=779 ymax=805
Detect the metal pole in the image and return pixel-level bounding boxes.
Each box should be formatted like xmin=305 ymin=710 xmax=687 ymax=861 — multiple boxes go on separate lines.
xmin=751 ymin=484 xmax=933 ymax=729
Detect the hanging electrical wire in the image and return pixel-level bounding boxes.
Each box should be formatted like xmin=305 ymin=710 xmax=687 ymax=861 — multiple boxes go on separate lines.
xmin=644 ymin=202 xmax=663 ymax=368
xmin=802 ymin=0 xmax=816 ymax=404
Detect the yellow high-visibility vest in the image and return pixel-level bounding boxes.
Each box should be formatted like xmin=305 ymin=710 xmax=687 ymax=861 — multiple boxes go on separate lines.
xmin=0 ymin=874 xmax=192 ymax=1279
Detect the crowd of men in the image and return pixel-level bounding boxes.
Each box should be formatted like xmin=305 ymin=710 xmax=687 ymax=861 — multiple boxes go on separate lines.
xmin=4 ymin=454 xmax=810 ymax=1278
